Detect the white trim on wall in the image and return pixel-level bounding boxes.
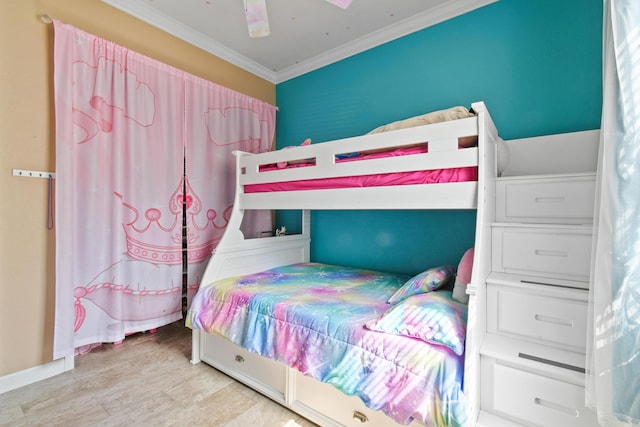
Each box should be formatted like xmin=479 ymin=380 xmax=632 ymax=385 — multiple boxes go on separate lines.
xmin=0 ymin=356 xmax=74 ymax=395
xmin=102 ymin=0 xmax=278 ymax=82
xmin=101 ymin=0 xmax=496 ymax=83
xmin=276 ymin=0 xmax=497 ymax=82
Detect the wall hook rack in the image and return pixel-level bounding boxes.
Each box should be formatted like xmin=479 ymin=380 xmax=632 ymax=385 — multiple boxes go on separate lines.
xmin=12 ymin=169 xmax=56 ymax=179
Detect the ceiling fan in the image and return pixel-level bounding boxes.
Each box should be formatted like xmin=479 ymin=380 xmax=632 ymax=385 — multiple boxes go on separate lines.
xmin=244 ymin=0 xmax=353 ymax=38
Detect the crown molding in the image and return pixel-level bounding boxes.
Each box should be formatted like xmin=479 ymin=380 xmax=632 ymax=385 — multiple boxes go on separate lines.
xmin=102 ymin=0 xmax=496 ymax=84
xmin=276 ymin=0 xmax=497 ymax=82
xmin=102 ymin=0 xmax=278 ymax=82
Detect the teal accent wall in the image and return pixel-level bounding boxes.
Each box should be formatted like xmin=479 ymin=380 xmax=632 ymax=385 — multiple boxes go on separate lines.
xmin=275 ymin=0 xmax=602 ymax=274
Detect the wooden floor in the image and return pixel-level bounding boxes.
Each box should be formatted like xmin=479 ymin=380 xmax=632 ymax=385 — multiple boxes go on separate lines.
xmin=0 ymin=321 xmax=318 ymax=427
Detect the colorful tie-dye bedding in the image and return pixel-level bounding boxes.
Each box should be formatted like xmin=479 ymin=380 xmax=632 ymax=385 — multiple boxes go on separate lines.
xmin=187 ymin=262 xmax=468 ymax=426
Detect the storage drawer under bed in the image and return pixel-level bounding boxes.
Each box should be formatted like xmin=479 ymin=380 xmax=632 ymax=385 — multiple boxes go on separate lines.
xmin=292 ymin=371 xmax=425 ymax=427
xmin=201 ymin=332 xmax=287 ymax=402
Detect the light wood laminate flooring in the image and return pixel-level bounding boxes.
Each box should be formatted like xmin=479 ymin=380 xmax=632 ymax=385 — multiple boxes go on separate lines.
xmin=0 ymin=321 xmax=318 ymax=427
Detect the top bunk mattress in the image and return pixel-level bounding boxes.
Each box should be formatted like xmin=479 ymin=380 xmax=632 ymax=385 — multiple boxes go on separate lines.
xmin=245 ymin=145 xmax=478 ymax=193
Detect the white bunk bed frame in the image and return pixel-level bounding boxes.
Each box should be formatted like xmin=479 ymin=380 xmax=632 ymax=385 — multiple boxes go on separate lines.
xmin=190 ymin=101 xmax=498 ymax=427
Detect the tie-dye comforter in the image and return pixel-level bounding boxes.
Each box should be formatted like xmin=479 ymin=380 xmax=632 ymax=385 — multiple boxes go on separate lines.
xmin=187 ymin=263 xmax=468 ymax=426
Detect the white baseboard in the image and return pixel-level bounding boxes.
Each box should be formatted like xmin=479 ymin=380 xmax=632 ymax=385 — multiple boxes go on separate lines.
xmin=0 ymin=355 xmax=74 ymax=395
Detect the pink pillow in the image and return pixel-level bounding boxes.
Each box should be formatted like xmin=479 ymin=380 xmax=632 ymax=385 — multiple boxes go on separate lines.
xmin=452 ymin=248 xmax=474 ymax=304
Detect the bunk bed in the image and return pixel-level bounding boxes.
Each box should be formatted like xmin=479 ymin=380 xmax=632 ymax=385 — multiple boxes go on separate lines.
xmin=187 ymin=101 xmax=498 ymax=427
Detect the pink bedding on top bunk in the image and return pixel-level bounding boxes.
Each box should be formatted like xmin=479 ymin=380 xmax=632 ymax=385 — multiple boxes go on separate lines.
xmin=245 ymin=146 xmax=478 ymax=193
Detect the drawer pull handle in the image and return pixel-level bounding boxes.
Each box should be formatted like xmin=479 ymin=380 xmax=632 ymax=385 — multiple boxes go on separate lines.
xmin=235 ymin=355 xmax=245 ymax=363
xmin=534 ymin=314 xmax=573 ymax=326
xmin=534 ymin=397 xmax=579 ymax=417
xmin=352 ymin=411 xmax=369 ymax=423
xmin=534 ymin=249 xmax=568 ymax=257
xmin=534 ymin=196 xmax=565 ymax=204
xmin=520 ymin=279 xmax=586 ymax=291
xmin=518 ymin=353 xmax=585 ymax=373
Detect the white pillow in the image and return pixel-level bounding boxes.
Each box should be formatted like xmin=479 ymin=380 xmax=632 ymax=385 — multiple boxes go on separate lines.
xmin=367 ymin=106 xmax=475 ymax=134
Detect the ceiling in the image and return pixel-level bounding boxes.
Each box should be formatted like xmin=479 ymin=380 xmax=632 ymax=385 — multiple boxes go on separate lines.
xmin=102 ymin=0 xmax=496 ymax=83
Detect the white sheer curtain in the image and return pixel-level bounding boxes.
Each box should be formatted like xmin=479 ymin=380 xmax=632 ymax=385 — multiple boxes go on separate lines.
xmin=53 ymin=21 xmax=276 ymax=359
xmin=586 ymin=1 xmax=640 ymax=425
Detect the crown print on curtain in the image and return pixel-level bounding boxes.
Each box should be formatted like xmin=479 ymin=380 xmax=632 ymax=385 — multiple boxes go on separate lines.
xmin=183 ymin=74 xmax=276 ymax=295
xmin=52 ymin=21 xmax=276 ymax=359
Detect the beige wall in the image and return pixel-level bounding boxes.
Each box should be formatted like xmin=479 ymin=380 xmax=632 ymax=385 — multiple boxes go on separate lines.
xmin=0 ymin=0 xmax=275 ymax=377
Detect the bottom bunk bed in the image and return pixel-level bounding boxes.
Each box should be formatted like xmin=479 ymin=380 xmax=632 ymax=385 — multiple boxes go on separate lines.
xmin=188 ymin=262 xmax=468 ymax=426
xmin=187 ymin=102 xmax=499 ymax=427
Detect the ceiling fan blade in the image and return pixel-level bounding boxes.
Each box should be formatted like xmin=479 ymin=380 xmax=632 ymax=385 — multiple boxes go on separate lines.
xmin=325 ymin=0 xmax=352 ymax=9
xmin=244 ymin=0 xmax=270 ymax=38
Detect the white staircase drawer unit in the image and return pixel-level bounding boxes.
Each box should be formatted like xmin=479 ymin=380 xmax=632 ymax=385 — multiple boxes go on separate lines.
xmin=202 ymin=333 xmax=286 ymax=400
xmin=492 ymin=225 xmax=592 ymax=283
xmin=496 ymin=174 xmax=595 ymax=224
xmin=487 ymin=285 xmax=588 ymax=351
xmin=489 ymin=362 xmax=599 ymax=427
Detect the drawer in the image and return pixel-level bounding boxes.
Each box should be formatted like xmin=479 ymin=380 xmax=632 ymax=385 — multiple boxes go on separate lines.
xmin=201 ymin=332 xmax=286 ymax=400
xmin=492 ymin=225 xmax=592 ymax=284
xmin=293 ymin=371 xmax=425 ymax=427
xmin=487 ymin=285 xmax=588 ymax=351
xmin=496 ymin=174 xmax=595 ymax=224
xmin=486 ymin=361 xmax=599 ymax=427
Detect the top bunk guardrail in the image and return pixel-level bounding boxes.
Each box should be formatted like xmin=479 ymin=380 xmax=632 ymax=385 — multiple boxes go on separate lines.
xmin=232 ymin=101 xmax=498 ymax=211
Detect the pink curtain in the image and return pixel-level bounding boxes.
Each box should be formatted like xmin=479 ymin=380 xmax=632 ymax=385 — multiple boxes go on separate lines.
xmin=53 ymin=21 xmax=276 ymax=359
xmin=183 ymin=75 xmax=275 ymax=293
